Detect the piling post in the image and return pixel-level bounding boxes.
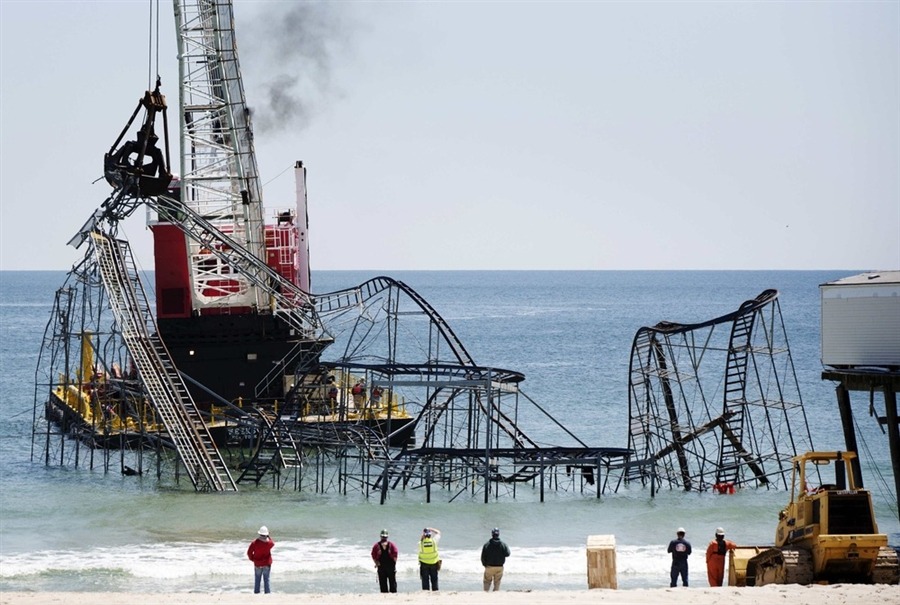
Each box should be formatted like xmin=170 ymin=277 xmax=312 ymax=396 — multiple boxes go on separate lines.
xmin=539 ymin=452 xmax=545 ymax=502
xmin=836 ymin=383 xmax=864 ymax=486
xmin=883 ymin=387 xmax=900 ymax=521
xmin=380 ymin=459 xmax=390 ymax=505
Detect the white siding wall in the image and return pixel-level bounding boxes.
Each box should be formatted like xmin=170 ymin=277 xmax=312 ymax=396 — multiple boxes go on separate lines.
xmin=821 ymin=283 xmax=900 ymax=367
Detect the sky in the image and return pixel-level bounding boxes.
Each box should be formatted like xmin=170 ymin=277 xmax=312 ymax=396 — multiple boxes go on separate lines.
xmin=1 ymin=0 xmax=898 ymax=271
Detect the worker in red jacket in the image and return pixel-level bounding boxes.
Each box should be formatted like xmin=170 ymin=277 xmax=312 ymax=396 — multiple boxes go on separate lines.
xmin=247 ymin=525 xmax=275 ymax=593
xmin=705 ymin=527 xmax=737 ymax=586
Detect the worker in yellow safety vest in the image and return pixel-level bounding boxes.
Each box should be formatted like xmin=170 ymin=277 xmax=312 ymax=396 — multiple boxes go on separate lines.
xmin=418 ymin=527 xmax=441 ymax=591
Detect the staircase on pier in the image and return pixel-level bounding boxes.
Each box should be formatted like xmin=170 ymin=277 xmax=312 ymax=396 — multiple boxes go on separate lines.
xmin=236 ymin=409 xmax=303 ymax=487
xmin=89 ymin=231 xmax=237 ymax=492
xmin=238 ymin=370 xmax=332 ymax=487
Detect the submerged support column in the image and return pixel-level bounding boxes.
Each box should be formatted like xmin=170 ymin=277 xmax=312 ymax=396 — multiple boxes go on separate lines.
xmin=380 ymin=459 xmax=389 ymax=505
xmin=539 ymin=452 xmax=545 ymax=503
xmin=883 ymin=386 xmax=900 ymax=522
xmin=484 ymin=375 xmax=491 ymax=504
xmin=315 ymin=448 xmax=322 ymax=493
xmin=156 ymin=436 xmax=162 ymax=479
xmin=836 ymin=383 xmax=864 ymax=487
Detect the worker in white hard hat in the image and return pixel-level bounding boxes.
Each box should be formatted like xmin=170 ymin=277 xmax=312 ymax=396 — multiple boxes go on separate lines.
xmin=247 ymin=525 xmax=275 ymax=593
xmin=705 ymin=527 xmax=737 ymax=586
xmin=667 ymin=527 xmax=692 ymax=587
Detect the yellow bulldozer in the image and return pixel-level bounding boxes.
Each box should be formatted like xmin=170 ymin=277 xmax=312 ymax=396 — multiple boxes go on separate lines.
xmin=730 ymin=451 xmax=899 ymax=586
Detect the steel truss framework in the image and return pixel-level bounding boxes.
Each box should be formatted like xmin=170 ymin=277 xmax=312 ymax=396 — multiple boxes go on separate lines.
xmin=32 ymin=2 xmax=811 ymax=501
xmin=174 ymin=0 xmax=267 ymax=311
xmin=238 ymin=361 xmax=631 ymax=503
xmin=32 ymin=0 xmax=631 ymax=499
xmin=625 ymin=289 xmax=815 ymax=493
xmin=33 ymin=264 xmax=630 ymax=501
xmin=230 ymin=277 xmax=633 ymax=502
xmin=32 ymin=256 xmax=182 ymax=481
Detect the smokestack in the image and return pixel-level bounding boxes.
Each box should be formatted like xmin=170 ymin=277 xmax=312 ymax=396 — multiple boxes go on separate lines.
xmin=294 ymin=160 xmax=311 ymax=292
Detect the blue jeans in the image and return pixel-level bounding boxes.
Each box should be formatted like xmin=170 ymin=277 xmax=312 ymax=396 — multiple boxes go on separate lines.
xmin=254 ymin=565 xmax=271 ymax=593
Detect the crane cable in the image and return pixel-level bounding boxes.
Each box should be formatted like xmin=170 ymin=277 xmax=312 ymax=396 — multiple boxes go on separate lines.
xmin=853 ymin=405 xmax=898 ymax=521
xmin=147 ymin=0 xmax=161 ymax=89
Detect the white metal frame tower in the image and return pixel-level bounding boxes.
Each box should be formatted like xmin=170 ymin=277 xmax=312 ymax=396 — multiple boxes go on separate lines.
xmin=172 ymin=0 xmax=267 ymax=311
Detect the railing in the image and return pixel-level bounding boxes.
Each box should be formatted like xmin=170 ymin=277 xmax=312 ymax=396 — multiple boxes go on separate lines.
xmin=89 ymin=231 xmax=237 ymax=492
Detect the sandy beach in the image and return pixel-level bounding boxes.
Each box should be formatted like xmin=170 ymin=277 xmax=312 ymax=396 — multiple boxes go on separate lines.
xmin=2 ymin=585 xmax=897 ymax=605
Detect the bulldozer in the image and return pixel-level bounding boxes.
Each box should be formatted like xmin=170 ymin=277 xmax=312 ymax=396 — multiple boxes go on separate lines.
xmin=730 ymin=451 xmax=899 ymax=586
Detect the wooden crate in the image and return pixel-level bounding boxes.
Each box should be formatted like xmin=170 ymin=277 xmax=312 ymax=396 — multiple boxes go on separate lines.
xmin=586 ymin=534 xmax=617 ymax=589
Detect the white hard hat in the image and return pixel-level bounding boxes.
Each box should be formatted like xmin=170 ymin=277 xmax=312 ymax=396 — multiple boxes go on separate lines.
xmin=716 ymin=527 xmax=725 ymax=536
xmin=676 ymin=527 xmax=686 ymax=534
xmin=258 ymin=526 xmax=269 ymax=536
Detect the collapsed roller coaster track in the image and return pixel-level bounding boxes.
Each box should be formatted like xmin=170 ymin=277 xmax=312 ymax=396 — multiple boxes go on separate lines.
xmin=624 ymin=289 xmax=815 ymax=493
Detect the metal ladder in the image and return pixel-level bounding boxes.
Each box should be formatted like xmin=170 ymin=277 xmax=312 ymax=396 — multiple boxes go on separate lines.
xmin=716 ymin=310 xmax=758 ymax=485
xmin=89 ymin=231 xmax=237 ymax=492
xmin=236 ymin=410 xmax=302 ymax=486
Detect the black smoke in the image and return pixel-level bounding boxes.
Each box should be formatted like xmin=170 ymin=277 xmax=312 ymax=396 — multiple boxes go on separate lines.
xmin=239 ymin=2 xmax=351 ymax=135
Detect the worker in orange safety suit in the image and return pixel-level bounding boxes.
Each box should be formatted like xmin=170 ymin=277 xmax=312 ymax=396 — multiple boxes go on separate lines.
xmin=705 ymin=527 xmax=737 ymax=586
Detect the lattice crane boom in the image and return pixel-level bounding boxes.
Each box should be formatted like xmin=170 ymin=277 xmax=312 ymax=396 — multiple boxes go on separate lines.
xmin=171 ymin=0 xmax=267 ymax=312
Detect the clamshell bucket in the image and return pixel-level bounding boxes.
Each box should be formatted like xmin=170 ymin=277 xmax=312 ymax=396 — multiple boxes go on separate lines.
xmin=104 ymin=79 xmax=173 ymax=197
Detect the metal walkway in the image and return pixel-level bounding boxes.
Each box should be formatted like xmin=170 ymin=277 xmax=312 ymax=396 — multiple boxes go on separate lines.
xmin=89 ymin=231 xmax=237 ymax=492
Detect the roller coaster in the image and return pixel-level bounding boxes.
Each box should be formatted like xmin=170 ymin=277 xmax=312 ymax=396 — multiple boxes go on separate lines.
xmin=30 ymin=1 xmax=813 ymax=503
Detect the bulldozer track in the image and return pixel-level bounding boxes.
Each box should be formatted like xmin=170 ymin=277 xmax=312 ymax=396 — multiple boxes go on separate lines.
xmin=872 ymin=547 xmax=900 ymax=585
xmin=782 ymin=548 xmax=814 ymax=585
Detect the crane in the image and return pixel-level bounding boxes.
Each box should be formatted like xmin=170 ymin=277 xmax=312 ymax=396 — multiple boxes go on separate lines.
xmin=55 ymin=0 xmax=326 ymax=491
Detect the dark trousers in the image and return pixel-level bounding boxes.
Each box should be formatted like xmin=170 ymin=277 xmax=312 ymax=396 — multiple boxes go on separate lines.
xmin=670 ymin=560 xmax=688 ymax=587
xmin=420 ymin=562 xmax=439 ymax=590
xmin=378 ymin=567 xmax=397 ymax=593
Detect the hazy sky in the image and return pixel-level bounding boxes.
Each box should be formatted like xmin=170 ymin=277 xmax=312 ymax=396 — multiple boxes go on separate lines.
xmin=1 ymin=1 xmax=898 ymax=271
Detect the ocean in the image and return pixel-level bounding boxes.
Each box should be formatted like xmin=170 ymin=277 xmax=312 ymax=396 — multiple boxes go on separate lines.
xmin=1 ymin=270 xmax=897 ymax=594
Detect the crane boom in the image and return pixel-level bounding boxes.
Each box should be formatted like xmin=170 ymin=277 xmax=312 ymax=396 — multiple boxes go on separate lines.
xmin=170 ymin=0 xmax=266 ymax=312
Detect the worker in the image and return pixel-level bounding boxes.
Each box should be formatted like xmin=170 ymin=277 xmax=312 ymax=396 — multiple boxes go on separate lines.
xmin=246 ymin=525 xmax=275 ymax=594
xmin=667 ymin=527 xmax=692 ymax=587
xmin=370 ymin=385 xmax=383 ymax=410
xmin=326 ymin=376 xmax=339 ymax=414
xmin=371 ymin=528 xmax=399 ymax=593
xmin=481 ymin=527 xmax=510 ymax=591
xmin=705 ymin=527 xmax=737 ymax=586
xmin=351 ymin=379 xmax=367 ymax=410
xmin=418 ymin=527 xmax=441 ymax=591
